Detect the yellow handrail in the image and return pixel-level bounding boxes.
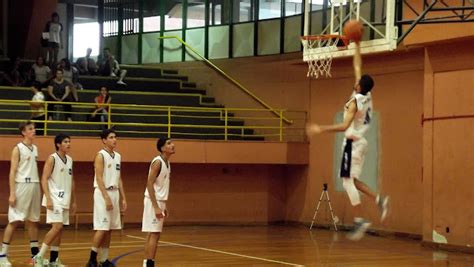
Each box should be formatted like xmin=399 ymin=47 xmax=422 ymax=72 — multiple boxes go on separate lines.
xmin=0 ymin=99 xmax=288 ymax=114
xmin=0 ymin=90 xmax=292 ymax=112
xmin=0 ymin=99 xmax=306 ymax=141
xmin=159 ymin=36 xmax=293 ymax=125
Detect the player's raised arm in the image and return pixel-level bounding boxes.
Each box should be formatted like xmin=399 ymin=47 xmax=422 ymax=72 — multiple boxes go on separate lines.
xmin=353 ymin=42 xmax=362 ymax=86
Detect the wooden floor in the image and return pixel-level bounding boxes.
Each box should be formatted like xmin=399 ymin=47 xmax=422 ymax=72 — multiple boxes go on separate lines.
xmin=2 ymin=226 xmax=473 ymax=266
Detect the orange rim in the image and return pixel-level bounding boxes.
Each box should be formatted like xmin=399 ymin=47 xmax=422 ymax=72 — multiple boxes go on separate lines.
xmin=300 ymin=34 xmax=349 ymax=46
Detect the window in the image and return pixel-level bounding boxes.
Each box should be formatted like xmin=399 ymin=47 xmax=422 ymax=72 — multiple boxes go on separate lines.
xmin=259 ymin=0 xmax=281 ymax=20
xmin=143 ymin=0 xmax=161 ymax=32
xmin=209 ymin=0 xmax=230 ymax=25
xmin=285 ymin=0 xmax=331 ymax=16
xmin=233 ymin=0 xmax=254 ymax=22
xmin=73 ymin=22 xmax=100 ymax=60
xmin=285 ymin=0 xmax=302 ymax=16
xmin=165 ymin=1 xmax=183 ymax=30
xmin=187 ymin=0 xmax=206 ymax=28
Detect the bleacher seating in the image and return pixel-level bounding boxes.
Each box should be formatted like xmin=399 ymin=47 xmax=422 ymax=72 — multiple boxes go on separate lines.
xmin=0 ymin=63 xmax=264 ymax=140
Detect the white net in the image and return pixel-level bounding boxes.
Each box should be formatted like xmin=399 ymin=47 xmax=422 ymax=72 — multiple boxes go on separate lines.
xmin=301 ymin=35 xmax=347 ymax=79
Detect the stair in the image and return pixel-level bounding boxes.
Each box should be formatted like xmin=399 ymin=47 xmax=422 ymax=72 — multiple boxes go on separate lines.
xmin=0 ymin=65 xmax=265 ymax=140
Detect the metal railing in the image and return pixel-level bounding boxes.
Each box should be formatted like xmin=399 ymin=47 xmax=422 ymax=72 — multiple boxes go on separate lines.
xmin=0 ymin=99 xmax=307 ymax=142
xmin=159 ymin=36 xmax=294 ymax=125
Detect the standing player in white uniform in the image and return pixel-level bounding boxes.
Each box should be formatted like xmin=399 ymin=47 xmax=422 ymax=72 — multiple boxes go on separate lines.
xmin=33 ymin=134 xmax=76 ymax=267
xmin=86 ymin=129 xmax=127 ymax=267
xmin=0 ymin=121 xmax=41 ymax=267
xmin=307 ymin=43 xmax=389 ymax=240
xmin=142 ymin=138 xmax=175 ymax=267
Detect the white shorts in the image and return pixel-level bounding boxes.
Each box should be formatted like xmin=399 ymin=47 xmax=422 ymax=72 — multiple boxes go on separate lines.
xmin=142 ymin=198 xmax=166 ymax=233
xmin=340 ymin=138 xmax=368 ymax=179
xmin=8 ymin=183 xmax=41 ymax=223
xmin=46 ymin=206 xmax=70 ymax=225
xmin=93 ymin=188 xmax=121 ymax=231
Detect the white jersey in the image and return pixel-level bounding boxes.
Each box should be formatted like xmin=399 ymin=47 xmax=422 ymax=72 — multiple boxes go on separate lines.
xmin=15 ymin=142 xmax=39 ymax=183
xmin=44 ymin=153 xmax=73 ymax=208
xmin=94 ymin=150 xmax=121 ymax=189
xmin=344 ymin=92 xmax=373 ymax=140
xmin=144 ymin=155 xmax=170 ymax=201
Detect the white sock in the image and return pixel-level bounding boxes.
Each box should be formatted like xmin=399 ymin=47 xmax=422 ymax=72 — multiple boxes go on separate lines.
xmin=51 ymin=246 xmax=59 ymax=252
xmin=120 ymin=70 xmax=127 ymax=81
xmin=1 ymin=242 xmax=9 ymax=256
xmin=354 ymin=217 xmax=364 ymax=223
xmin=38 ymin=243 xmax=49 ymax=257
xmin=100 ymin=248 xmax=109 ymax=262
xmin=30 ymin=241 xmax=39 ymax=248
xmin=91 ymin=247 xmax=98 ymax=252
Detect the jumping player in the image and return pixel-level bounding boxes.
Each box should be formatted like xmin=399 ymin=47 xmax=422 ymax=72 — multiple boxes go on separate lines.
xmin=306 ymin=43 xmax=389 ymax=240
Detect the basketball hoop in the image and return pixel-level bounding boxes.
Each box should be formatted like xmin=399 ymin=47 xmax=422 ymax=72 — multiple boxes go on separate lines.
xmin=301 ymin=35 xmax=349 ymax=79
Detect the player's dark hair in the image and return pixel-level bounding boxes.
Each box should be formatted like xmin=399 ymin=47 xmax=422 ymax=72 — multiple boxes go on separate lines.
xmin=359 ymin=74 xmax=374 ymax=95
xmin=156 ymin=137 xmax=170 ymax=153
xmin=19 ymin=121 xmax=35 ymax=136
xmin=100 ymin=128 xmax=116 ymax=140
xmin=54 ymin=134 xmax=70 ymax=151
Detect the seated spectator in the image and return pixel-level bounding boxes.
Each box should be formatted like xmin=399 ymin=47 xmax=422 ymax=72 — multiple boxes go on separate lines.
xmin=76 ymin=48 xmax=98 ymax=75
xmin=6 ymin=57 xmax=26 ymax=86
xmin=58 ymin=58 xmax=80 ymax=101
xmin=30 ymin=56 xmax=51 ymax=88
xmin=47 ymin=69 xmax=72 ymax=121
xmin=98 ymin=48 xmax=127 ymax=85
xmin=0 ymin=71 xmax=10 ymax=86
xmin=91 ymin=86 xmax=111 ymax=127
xmin=30 ymin=82 xmax=46 ymax=135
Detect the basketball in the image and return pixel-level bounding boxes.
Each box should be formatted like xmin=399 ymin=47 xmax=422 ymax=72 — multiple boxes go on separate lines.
xmin=344 ymin=20 xmax=364 ymax=42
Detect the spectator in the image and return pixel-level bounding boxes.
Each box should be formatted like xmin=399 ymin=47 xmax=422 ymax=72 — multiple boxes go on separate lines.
xmin=91 ymin=86 xmax=111 ymax=127
xmin=30 ymin=82 xmax=46 ymax=135
xmin=76 ymin=48 xmax=98 ymax=75
xmin=44 ymin=12 xmax=63 ymax=66
xmin=30 ymin=56 xmax=51 ymax=88
xmin=58 ymin=58 xmax=80 ymax=101
xmin=47 ymin=69 xmax=72 ymax=121
xmin=7 ymin=57 xmax=25 ymax=86
xmin=98 ymin=48 xmax=127 ymax=85
xmin=0 ymin=71 xmax=8 ymax=86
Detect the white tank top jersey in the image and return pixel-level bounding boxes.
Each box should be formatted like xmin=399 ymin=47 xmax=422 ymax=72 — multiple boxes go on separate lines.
xmin=15 ymin=142 xmax=39 ymax=183
xmin=46 ymin=153 xmax=73 ymax=208
xmin=344 ymin=91 xmax=373 ymax=140
xmin=94 ymin=149 xmax=121 ymax=189
xmin=144 ymin=155 xmax=170 ymax=201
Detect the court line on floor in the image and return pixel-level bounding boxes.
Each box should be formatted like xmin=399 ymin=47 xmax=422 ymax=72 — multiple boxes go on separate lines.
xmin=7 ymin=243 xmax=173 ymax=254
xmin=6 ymin=240 xmax=145 ymax=248
xmin=7 ymin=244 xmax=144 ymax=253
xmin=111 ymin=248 xmax=144 ymax=264
xmin=127 ymin=235 xmax=305 ymax=266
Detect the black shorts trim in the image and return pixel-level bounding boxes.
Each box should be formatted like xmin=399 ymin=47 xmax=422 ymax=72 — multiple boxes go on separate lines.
xmin=339 ymin=139 xmax=353 ymax=178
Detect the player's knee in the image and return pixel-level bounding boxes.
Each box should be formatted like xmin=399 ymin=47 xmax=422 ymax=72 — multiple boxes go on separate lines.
xmin=8 ymin=221 xmax=20 ymax=228
xmin=52 ymin=223 xmax=63 ymax=231
xmin=342 ymin=178 xmax=361 ymax=206
xmin=342 ymin=177 xmax=354 ymax=190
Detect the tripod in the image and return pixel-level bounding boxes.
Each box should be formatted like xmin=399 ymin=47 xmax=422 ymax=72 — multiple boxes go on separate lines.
xmin=310 ymin=183 xmax=338 ymax=231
